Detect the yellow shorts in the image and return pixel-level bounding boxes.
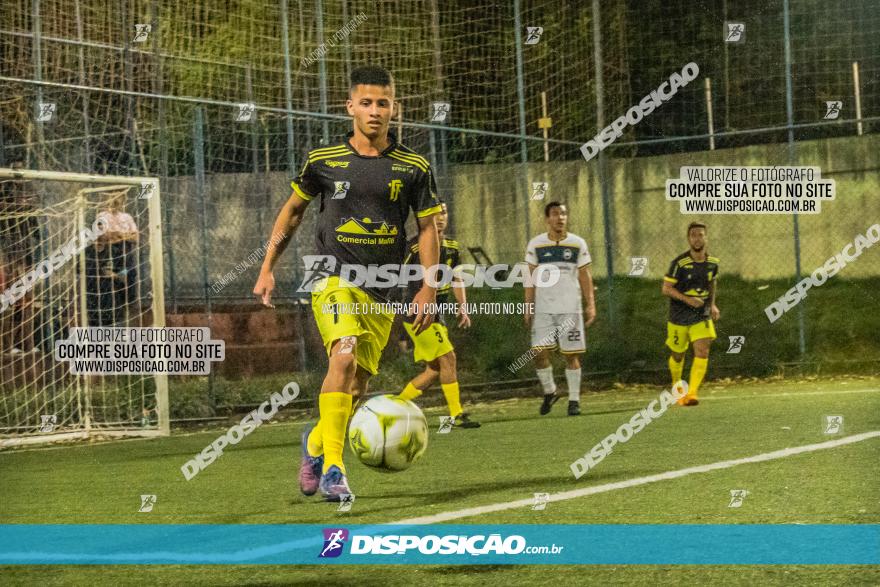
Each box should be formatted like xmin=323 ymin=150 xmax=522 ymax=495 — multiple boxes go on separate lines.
xmin=310 ymin=276 xmax=394 ymax=375
xmin=666 ymin=319 xmax=717 ymax=353
xmin=403 ymin=321 xmax=455 ymax=363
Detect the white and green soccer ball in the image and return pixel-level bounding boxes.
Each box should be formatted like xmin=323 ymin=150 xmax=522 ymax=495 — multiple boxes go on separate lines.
xmin=348 ymin=395 xmax=428 ymax=472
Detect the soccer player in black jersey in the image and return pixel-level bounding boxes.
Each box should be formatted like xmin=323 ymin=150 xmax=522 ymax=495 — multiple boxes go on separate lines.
xmin=395 ymin=203 xmax=480 ymax=428
xmin=253 ymin=65 xmax=441 ymax=500
xmin=662 ymin=222 xmax=720 ymax=406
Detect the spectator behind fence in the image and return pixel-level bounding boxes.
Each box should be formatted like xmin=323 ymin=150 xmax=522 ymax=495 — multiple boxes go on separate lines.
xmin=94 ymin=192 xmax=139 ymax=323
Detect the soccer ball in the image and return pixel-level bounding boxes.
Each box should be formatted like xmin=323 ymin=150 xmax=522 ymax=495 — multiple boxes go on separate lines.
xmin=348 ymin=395 xmax=428 ymax=472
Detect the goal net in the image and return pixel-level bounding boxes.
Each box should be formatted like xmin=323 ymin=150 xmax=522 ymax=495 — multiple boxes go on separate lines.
xmin=0 ymin=168 xmax=168 ymax=447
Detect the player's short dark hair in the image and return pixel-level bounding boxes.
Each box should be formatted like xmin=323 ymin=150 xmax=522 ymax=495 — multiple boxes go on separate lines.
xmin=350 ymin=65 xmax=394 ymax=93
xmin=687 ymin=221 xmax=707 ymax=235
xmin=544 ymin=201 xmax=566 ymax=217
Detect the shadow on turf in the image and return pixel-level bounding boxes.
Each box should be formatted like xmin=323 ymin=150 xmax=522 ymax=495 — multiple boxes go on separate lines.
xmin=291 ymin=468 xmax=648 ymax=516
xmin=480 ymin=405 xmax=640 ymax=425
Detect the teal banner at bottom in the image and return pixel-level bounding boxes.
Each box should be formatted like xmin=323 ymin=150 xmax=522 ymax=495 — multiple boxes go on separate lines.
xmin=0 ymin=524 xmax=877 ymax=565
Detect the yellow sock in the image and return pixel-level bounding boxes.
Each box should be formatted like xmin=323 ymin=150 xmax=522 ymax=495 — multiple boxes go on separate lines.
xmin=441 ymin=382 xmax=463 ymax=418
xmin=398 ymin=382 xmax=423 ymax=402
xmin=668 ymin=355 xmax=684 ymax=387
xmin=307 ymin=419 xmax=323 ymax=457
xmin=689 ymin=357 xmax=708 ymax=398
xmin=319 ymin=392 xmax=353 ymax=474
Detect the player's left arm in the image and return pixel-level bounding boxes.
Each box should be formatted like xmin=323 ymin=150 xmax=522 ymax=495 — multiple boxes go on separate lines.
xmin=709 ymin=277 xmax=720 ymax=321
xmin=411 ymin=214 xmax=440 ymax=333
xmin=450 ymin=249 xmax=471 ymax=328
xmin=577 ymin=265 xmax=596 ymax=327
xmin=410 ymin=167 xmax=442 ymax=333
xmin=577 ymin=238 xmax=596 ymax=327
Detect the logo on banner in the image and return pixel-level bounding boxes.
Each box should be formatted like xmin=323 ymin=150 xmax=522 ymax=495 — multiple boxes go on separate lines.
xmin=319 ymin=528 xmax=349 ymax=558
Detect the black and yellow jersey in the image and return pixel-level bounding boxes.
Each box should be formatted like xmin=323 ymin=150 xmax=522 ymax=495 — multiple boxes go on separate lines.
xmin=664 ymin=251 xmax=719 ymax=325
xmin=291 ymin=131 xmax=443 ymax=302
xmin=402 ymin=235 xmax=461 ymax=323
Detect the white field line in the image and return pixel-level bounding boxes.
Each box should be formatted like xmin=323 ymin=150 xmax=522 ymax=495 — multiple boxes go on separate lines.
xmin=390 ymin=430 xmax=880 ymax=525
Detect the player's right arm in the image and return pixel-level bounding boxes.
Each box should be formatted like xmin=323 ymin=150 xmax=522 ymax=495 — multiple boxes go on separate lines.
xmin=254 ymin=164 xmax=318 ymax=307
xmin=524 ymin=239 xmax=538 ymax=327
xmin=661 ymin=259 xmax=704 ymax=308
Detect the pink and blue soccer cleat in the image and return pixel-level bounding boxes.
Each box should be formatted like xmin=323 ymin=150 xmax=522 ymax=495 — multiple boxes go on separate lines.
xmin=319 ymin=465 xmax=352 ymax=502
xmin=298 ymin=423 xmax=323 ymax=496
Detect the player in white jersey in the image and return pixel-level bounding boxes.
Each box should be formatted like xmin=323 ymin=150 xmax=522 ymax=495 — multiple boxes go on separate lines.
xmin=524 ymin=202 xmax=596 ymax=416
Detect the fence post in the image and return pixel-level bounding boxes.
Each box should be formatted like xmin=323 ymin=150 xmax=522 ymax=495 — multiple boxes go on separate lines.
xmin=280 ymin=0 xmax=297 ymax=175
xmin=591 ymin=0 xmax=615 ymax=328
xmin=193 ymin=106 xmax=215 ymax=405
xmin=151 ymin=0 xmax=175 ymax=314
xmin=74 ymin=0 xmax=92 ymax=172
xmin=315 ymin=0 xmax=330 ymax=145
xmin=783 ymin=0 xmax=806 ymax=357
xmin=31 ymin=0 xmax=44 ymax=164
xmin=513 ymin=0 xmax=530 ymax=249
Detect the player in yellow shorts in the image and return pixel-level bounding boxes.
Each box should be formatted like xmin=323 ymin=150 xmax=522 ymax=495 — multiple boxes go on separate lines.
xmin=661 ymin=221 xmax=720 ymax=406
xmin=254 ymin=65 xmax=441 ymax=501
xmin=396 ymin=203 xmax=480 ymax=428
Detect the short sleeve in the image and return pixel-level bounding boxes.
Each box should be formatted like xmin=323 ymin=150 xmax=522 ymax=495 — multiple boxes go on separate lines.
xmin=578 ymin=239 xmax=592 ymax=267
xmin=290 ymin=159 xmax=320 ymax=202
xmin=664 ymin=259 xmax=680 ymax=284
xmin=412 ymin=169 xmax=443 ymax=218
xmin=525 ymin=240 xmax=537 ymax=265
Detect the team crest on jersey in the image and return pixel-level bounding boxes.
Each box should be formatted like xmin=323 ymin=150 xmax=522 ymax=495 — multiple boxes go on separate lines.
xmin=325 ymin=160 xmax=350 ymax=168
xmin=562 ymin=248 xmax=573 ymax=260
xmin=388 ymin=179 xmax=403 ymax=202
xmin=332 ymin=181 xmax=350 ymax=199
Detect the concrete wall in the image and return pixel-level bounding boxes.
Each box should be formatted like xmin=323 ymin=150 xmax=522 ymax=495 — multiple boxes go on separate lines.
xmin=163 ymin=134 xmax=880 ymax=301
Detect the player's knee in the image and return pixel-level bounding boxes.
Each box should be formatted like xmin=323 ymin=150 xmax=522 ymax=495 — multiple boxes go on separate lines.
xmin=671 ymin=351 xmax=685 ymax=362
xmin=694 ymin=348 xmax=709 ymax=359
xmin=534 ymin=350 xmax=550 ymax=368
xmin=565 ymin=354 xmax=581 ymax=369
xmin=438 ymin=350 xmax=456 ymax=371
xmin=329 ymin=350 xmax=357 ymax=378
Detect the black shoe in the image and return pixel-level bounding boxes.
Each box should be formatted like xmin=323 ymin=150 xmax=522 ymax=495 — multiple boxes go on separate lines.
xmin=540 ymin=393 xmax=560 ymax=415
xmin=568 ymin=401 xmax=581 ymax=416
xmin=453 ymin=413 xmax=481 ymax=428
